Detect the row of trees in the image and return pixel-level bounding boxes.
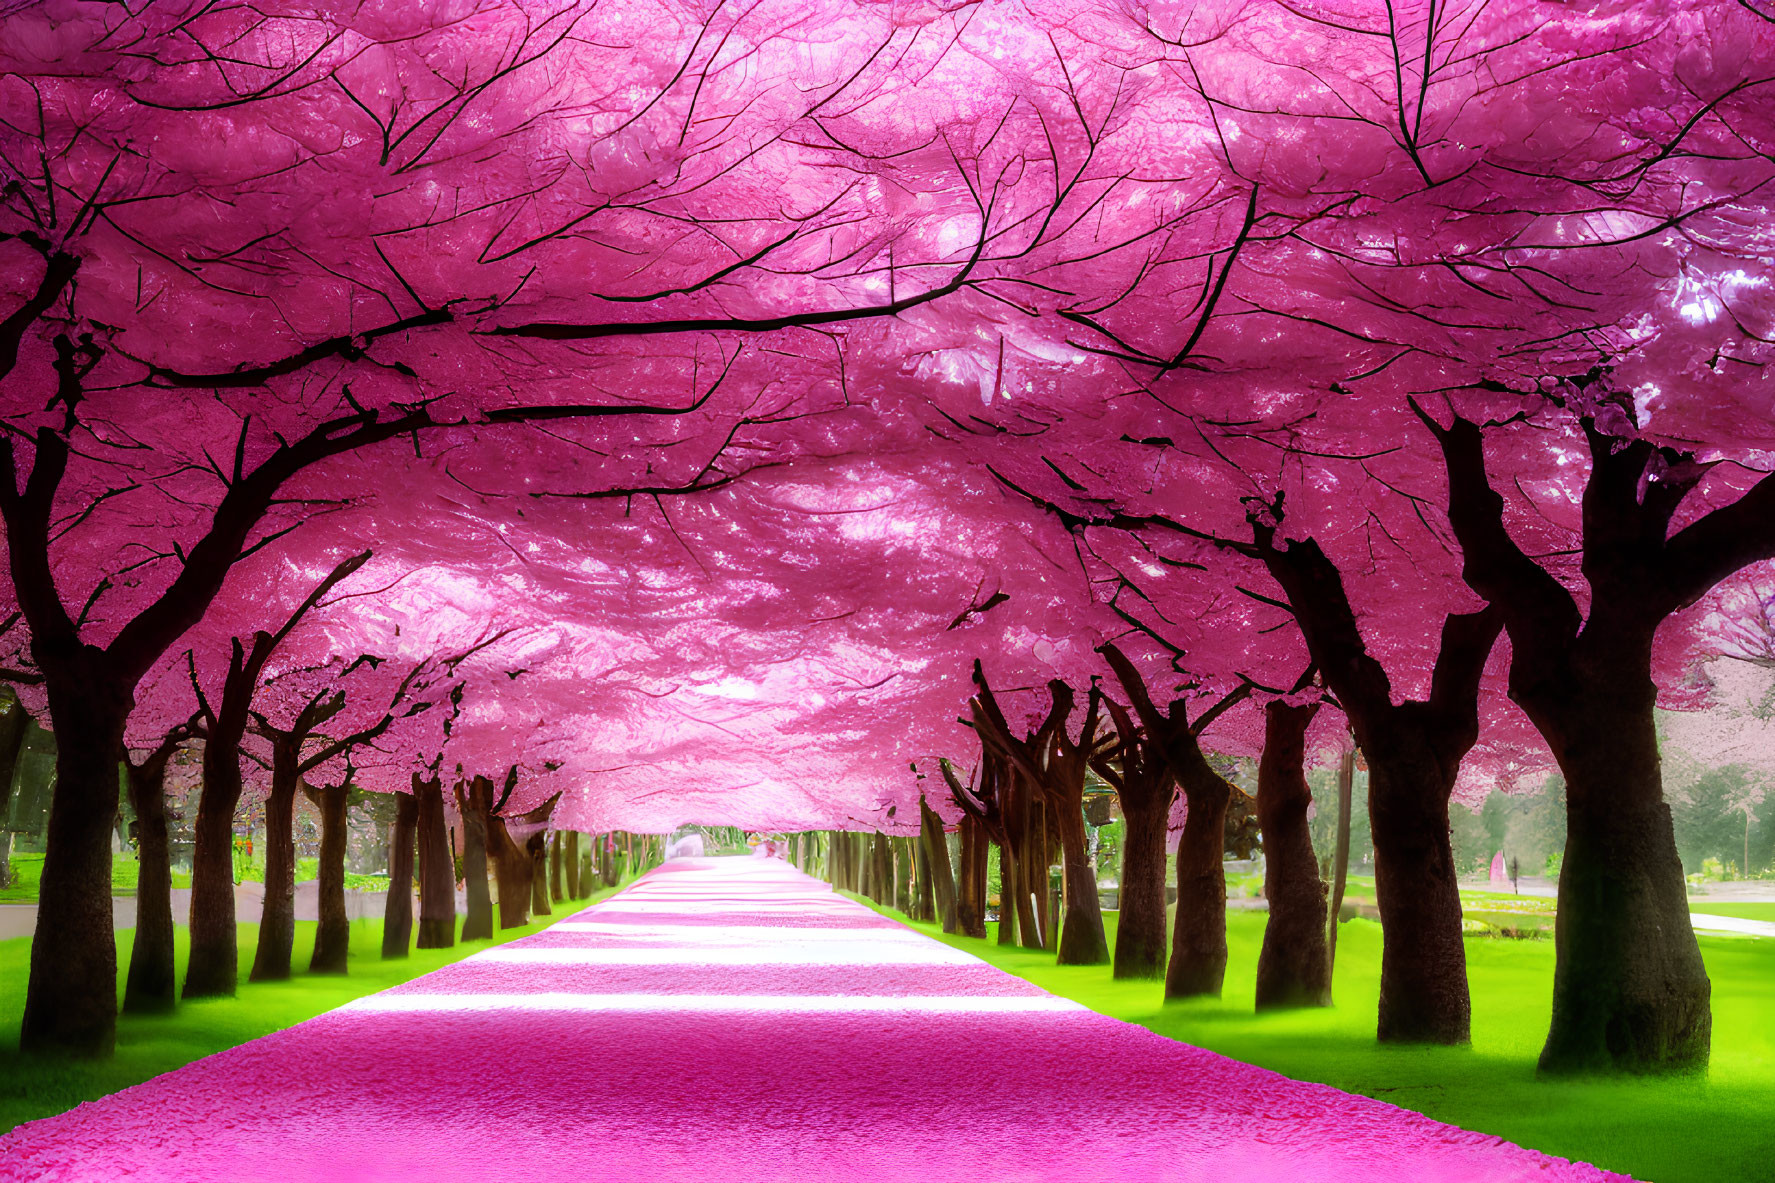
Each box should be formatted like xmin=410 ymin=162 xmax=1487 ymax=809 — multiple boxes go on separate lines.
xmin=1 ymin=0 xmax=1771 ymax=1085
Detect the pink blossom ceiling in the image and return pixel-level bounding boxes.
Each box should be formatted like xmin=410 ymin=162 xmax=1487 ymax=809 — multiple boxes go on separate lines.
xmin=0 ymin=0 xmax=1771 ymax=828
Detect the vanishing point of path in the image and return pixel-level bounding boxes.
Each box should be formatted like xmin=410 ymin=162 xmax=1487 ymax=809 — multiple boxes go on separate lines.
xmin=1 ymin=858 xmax=1626 ymax=1182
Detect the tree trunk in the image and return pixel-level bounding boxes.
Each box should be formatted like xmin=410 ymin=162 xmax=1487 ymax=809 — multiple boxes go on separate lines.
xmin=892 ymin=837 xmax=911 ymax=913
xmin=1011 ymin=784 xmax=1043 ymax=951
xmin=865 ymin=831 xmax=887 ymax=904
xmin=0 ymin=700 xmax=27 ymax=891
xmin=997 ymin=841 xmax=1019 ymax=946
xmin=1367 ymin=736 xmax=1469 ymax=1044
xmin=955 ymin=817 xmax=984 ymax=937
xmin=22 ymin=692 xmax=130 ymax=1051
xmin=1051 ymin=789 xmax=1109 ymax=966
xmin=914 ymin=835 xmax=935 ymax=922
xmin=414 ymin=775 xmax=455 ymax=948
xmin=1255 ymin=701 xmax=1330 ymax=1010
xmin=309 ymin=782 xmax=350 ymax=974
xmin=920 ymin=798 xmax=958 ymax=933
xmin=1115 ymin=794 xmax=1170 ymax=981
xmin=249 ymin=744 xmax=300 ymax=982
xmin=550 ymin=832 xmax=564 ymax=903
xmin=601 ymin=833 xmax=620 ymax=887
xmin=457 ymin=780 xmax=495 ymax=941
xmin=488 ymin=812 xmax=531 ymax=929
xmin=529 ymin=833 xmax=551 ymax=917
xmin=123 ymin=756 xmax=176 ymax=1015
xmin=1326 ymin=743 xmax=1355 ymax=978
xmin=21 ymin=671 xmax=132 ymax=1056
xmin=1538 ymin=687 xmax=1709 ymax=1073
xmin=184 ymin=724 xmax=247 ymax=1000
xmin=565 ymin=831 xmax=581 ymax=900
xmin=382 ymin=789 xmax=417 ymax=959
xmin=1167 ymin=769 xmax=1230 ymax=999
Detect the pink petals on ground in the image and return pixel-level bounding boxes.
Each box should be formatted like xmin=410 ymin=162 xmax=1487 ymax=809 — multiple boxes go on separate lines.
xmin=0 ymin=858 xmax=1631 ymax=1183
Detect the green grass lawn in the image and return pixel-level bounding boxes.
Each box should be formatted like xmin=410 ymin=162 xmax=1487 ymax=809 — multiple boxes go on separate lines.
xmin=866 ymin=900 xmax=1775 ymax=1183
xmin=0 ymin=883 xmax=629 ymax=1135
xmin=0 ymin=853 xmax=191 ymax=903
xmin=1686 ymin=901 xmax=1775 ymax=922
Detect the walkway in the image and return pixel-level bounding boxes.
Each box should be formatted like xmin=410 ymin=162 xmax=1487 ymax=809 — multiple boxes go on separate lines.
xmin=1 ymin=858 xmax=1627 ymax=1182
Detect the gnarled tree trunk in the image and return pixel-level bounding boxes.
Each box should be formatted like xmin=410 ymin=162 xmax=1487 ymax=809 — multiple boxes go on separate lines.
xmin=1250 ymin=517 xmax=1496 ymax=1045
xmin=308 ymin=782 xmax=350 ymax=974
xmin=1168 ymin=766 xmax=1231 ymax=999
xmin=1536 ymin=662 xmax=1708 ymax=1073
xmin=1255 ymin=700 xmax=1330 ymax=1010
xmin=382 ymin=789 xmax=417 ymax=959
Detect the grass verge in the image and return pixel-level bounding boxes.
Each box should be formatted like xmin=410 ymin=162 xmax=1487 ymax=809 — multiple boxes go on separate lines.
xmin=0 ymin=881 xmax=630 ymax=1135
xmin=862 ymin=897 xmax=1775 ymax=1183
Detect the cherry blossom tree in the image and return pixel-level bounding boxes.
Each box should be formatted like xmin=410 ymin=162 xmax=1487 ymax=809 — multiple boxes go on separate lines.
xmin=0 ymin=0 xmax=1122 ymax=1054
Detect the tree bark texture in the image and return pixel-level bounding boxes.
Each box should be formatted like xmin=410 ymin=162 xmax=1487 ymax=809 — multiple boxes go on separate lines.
xmin=1366 ymin=730 xmax=1470 ymax=1043
xmin=1091 ymin=694 xmax=1175 ymax=981
xmin=1051 ymin=793 xmax=1108 ymax=965
xmin=456 ymin=779 xmax=495 ymax=942
xmin=870 ymin=831 xmax=892 ymax=906
xmin=529 ymin=833 xmax=551 ymax=917
xmin=20 ymin=669 xmax=132 ymax=1054
xmin=1326 ymin=744 xmax=1355 ymax=977
xmin=123 ymin=748 xmax=177 ymax=1015
xmin=488 ymin=812 xmax=532 ymax=929
xmin=308 ymin=782 xmax=350 ymax=974
xmin=184 ymin=717 xmax=248 ymax=1000
xmin=549 ymin=832 xmax=564 ymax=903
xmin=1426 ymin=406 xmax=1725 ymax=1071
xmin=997 ymin=842 xmax=1019 ymax=947
xmin=1115 ymin=793 xmax=1170 ymax=981
xmin=0 ymin=701 xmax=27 ymax=890
xmin=414 ymin=775 xmax=455 ymax=948
xmin=1250 ymin=520 xmax=1494 ymax=1045
xmin=920 ymin=797 xmax=958 ymax=933
xmin=1537 ymin=674 xmax=1709 ymax=1073
xmin=565 ymin=831 xmax=581 ymax=899
xmin=249 ymin=745 xmax=301 ymax=982
xmin=1167 ymin=766 xmax=1231 ymax=999
xmin=1255 ymin=700 xmax=1330 ymax=1010
xmin=382 ymin=789 xmax=418 ymax=959
xmin=956 ymin=816 xmax=987 ymax=938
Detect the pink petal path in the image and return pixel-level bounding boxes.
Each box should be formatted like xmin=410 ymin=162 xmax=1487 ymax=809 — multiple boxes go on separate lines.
xmin=1 ymin=857 xmax=1629 ymax=1182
